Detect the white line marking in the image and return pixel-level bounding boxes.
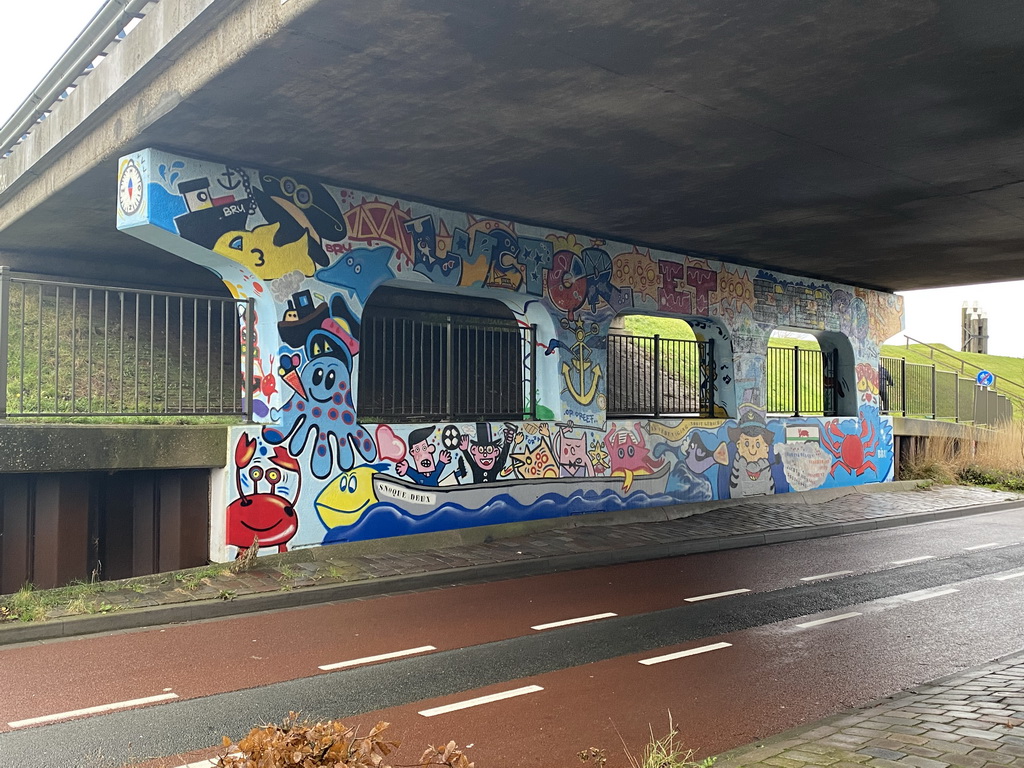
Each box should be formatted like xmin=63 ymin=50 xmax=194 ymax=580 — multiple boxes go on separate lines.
xmin=418 ymin=685 xmax=543 ymax=717
xmin=907 ymin=588 xmax=959 ymax=602
xmin=531 ymin=612 xmax=617 ymax=631
xmin=965 ymin=543 xmax=1000 ymax=551
xmin=639 ymin=641 xmax=732 ymax=666
xmin=994 ymin=571 xmax=1024 ymax=581
xmin=892 ymin=555 xmax=935 ymax=565
xmin=8 ymin=692 xmax=179 ymax=728
xmin=796 ymin=612 xmax=862 ymax=629
xmin=172 ymin=752 xmax=242 ymax=768
xmin=799 ymin=570 xmax=853 ymax=581
xmin=319 ymin=645 xmax=436 ymax=671
xmin=684 ymin=588 xmax=751 ymax=602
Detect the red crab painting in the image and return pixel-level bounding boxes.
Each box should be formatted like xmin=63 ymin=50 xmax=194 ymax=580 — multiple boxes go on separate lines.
xmin=227 ymin=435 xmax=301 ymax=554
xmin=821 ymin=418 xmax=877 ymax=477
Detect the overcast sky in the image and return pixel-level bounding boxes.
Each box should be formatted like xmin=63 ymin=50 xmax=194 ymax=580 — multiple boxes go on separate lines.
xmin=3 ymin=1 xmax=1023 ymax=357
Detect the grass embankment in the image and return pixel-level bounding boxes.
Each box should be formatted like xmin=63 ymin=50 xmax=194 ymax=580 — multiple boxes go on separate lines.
xmin=4 ymin=283 xmax=241 ymax=422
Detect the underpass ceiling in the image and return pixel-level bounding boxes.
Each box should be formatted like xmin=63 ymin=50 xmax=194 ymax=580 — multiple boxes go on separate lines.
xmin=4 ymin=0 xmax=1024 ymax=292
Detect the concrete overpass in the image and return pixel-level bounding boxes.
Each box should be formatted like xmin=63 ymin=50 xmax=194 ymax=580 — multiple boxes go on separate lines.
xmin=3 ymin=0 xmax=1024 ymax=293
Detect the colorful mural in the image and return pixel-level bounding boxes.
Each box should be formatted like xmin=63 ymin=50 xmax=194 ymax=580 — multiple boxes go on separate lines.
xmin=117 ymin=149 xmax=903 ymax=559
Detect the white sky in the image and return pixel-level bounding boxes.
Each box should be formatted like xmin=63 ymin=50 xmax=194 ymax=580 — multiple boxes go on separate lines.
xmin=3 ymin=2 xmax=1023 ymax=358
xmin=0 ymin=2 xmax=106 ymax=124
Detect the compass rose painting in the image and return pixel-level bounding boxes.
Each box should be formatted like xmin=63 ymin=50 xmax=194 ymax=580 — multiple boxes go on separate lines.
xmin=118 ymin=160 xmax=144 ymax=216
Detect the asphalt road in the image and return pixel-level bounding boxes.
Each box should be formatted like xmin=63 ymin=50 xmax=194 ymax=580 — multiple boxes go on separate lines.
xmin=1 ymin=510 xmax=1022 ymax=767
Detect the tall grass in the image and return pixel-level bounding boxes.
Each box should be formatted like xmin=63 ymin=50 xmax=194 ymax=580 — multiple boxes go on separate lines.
xmin=902 ymin=423 xmax=1024 ymax=490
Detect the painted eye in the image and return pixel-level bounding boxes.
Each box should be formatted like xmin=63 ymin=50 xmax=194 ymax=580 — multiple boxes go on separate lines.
xmin=281 ymin=177 xmax=298 ymax=195
xmin=325 ymin=370 xmax=336 ymax=389
xmin=628 ymin=446 xmax=635 ymax=457
xmin=197 ymin=191 xmax=209 ymax=203
xmin=229 ymin=236 xmax=243 ymax=251
xmin=312 ymin=368 xmax=324 ymax=386
xmin=618 ymin=448 xmax=625 ymax=459
xmin=265 ymin=468 xmax=281 ymax=483
xmin=347 ymin=475 xmax=358 ymax=492
xmin=249 ymin=466 xmax=264 ymax=481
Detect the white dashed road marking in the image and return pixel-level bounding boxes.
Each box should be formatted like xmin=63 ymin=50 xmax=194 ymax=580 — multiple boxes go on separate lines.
xmin=906 ymin=588 xmax=959 ymax=602
xmin=418 ymin=685 xmax=544 ymax=717
xmin=639 ymin=641 xmax=732 ymax=666
xmin=684 ymin=589 xmax=751 ymax=602
xmin=531 ymin=612 xmax=618 ymax=631
xmin=8 ymin=693 xmax=179 ymax=729
xmin=892 ymin=556 xmax=935 ymax=565
xmin=796 ymin=612 xmax=862 ymax=629
xmin=319 ymin=645 xmax=437 ymax=671
xmin=799 ymin=570 xmax=853 ymax=582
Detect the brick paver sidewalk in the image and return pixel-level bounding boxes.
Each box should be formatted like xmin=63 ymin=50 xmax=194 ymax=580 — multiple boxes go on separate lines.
xmin=1 ymin=483 xmax=1018 ymax=636
xmin=715 ymin=652 xmax=1024 ymax=768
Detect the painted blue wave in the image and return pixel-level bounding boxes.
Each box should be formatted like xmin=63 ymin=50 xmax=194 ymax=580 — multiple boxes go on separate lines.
xmin=321 ymin=485 xmax=705 ymax=544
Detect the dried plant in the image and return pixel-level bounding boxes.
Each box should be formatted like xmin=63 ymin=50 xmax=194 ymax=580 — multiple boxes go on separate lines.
xmin=215 ymin=712 xmax=473 ymax=768
xmin=229 ymin=535 xmax=261 ymax=573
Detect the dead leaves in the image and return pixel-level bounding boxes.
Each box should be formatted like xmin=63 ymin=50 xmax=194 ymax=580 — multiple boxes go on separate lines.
xmin=215 ymin=713 xmax=473 ymax=768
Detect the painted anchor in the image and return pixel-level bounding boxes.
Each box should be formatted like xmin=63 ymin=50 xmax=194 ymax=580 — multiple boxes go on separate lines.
xmin=560 ymin=317 xmax=602 ymax=405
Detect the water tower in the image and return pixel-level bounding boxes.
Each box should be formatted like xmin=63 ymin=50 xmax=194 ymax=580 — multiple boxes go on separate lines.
xmin=961 ymin=301 xmax=988 ymax=354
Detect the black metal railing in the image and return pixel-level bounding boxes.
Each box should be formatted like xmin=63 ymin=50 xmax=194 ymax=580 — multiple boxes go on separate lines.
xmin=766 ymin=346 xmax=838 ymax=416
xmin=359 ymin=310 xmax=537 ymax=422
xmin=606 ymin=333 xmax=714 ymax=417
xmin=880 ymin=356 xmax=1013 ymax=426
xmin=0 ymin=268 xmax=253 ymax=418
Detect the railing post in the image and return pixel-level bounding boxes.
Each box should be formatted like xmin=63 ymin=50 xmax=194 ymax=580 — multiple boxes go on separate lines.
xmin=955 ymin=376 xmax=960 ymax=423
xmin=445 ymin=314 xmax=454 ymax=422
xmin=930 ymin=364 xmax=937 ymax=420
xmin=792 ymin=345 xmax=800 ymax=417
xmin=244 ymin=298 xmax=255 ymax=421
xmin=529 ymin=323 xmax=538 ymax=420
xmin=705 ymin=338 xmax=715 ymax=418
xmin=900 ymin=357 xmax=907 ymax=416
xmin=653 ymin=334 xmax=661 ymax=419
xmin=0 ymin=266 xmax=9 ymax=419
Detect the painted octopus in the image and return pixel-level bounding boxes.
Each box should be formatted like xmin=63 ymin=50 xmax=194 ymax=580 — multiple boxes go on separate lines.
xmin=262 ymin=325 xmax=377 ymax=479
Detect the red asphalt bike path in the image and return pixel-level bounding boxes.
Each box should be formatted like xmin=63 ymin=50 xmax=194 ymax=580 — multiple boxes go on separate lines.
xmin=136 ymin=558 xmax=1024 ymax=767
xmin=2 ymin=509 xmax=1022 ymax=733
xmin=2 ymin=509 xmax=1024 ymax=736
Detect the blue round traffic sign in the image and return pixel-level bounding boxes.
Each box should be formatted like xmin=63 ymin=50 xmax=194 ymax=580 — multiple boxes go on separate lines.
xmin=977 ymin=370 xmax=995 ymax=387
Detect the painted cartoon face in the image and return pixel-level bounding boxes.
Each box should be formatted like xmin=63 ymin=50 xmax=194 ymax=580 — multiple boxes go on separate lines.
xmin=470 ymin=443 xmax=501 ymax=470
xmin=510 ymin=439 xmax=558 ymax=479
xmin=226 ymin=461 xmax=298 ymax=550
xmin=604 ymin=427 xmax=664 ymax=474
xmin=305 ymin=357 xmax=347 ymax=403
xmin=314 ymin=466 xmax=379 ymax=529
xmin=213 ymin=222 xmax=316 ymax=279
xmin=557 ymin=433 xmax=590 ymax=474
xmin=737 ymin=434 xmax=768 ymax=464
xmin=410 ymin=440 xmax=437 ymax=472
